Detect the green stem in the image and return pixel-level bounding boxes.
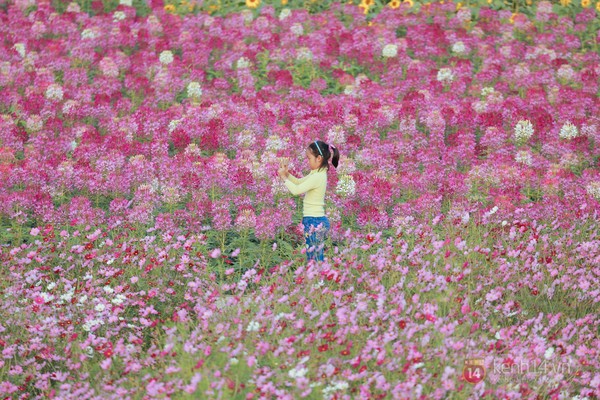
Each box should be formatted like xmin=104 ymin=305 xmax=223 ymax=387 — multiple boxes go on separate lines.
xmin=262 ymin=239 xmax=269 ymax=268
xmin=240 ymin=230 xmax=247 ymax=270
xmin=219 ymin=231 xmax=226 ymax=283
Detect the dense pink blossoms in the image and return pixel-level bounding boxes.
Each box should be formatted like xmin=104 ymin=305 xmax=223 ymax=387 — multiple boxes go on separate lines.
xmin=0 ymin=0 xmax=599 ymax=398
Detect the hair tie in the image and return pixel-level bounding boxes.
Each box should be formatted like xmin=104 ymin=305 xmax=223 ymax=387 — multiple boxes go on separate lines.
xmin=314 ymin=140 xmax=323 ymax=156
xmin=330 ymin=144 xmax=336 ymax=150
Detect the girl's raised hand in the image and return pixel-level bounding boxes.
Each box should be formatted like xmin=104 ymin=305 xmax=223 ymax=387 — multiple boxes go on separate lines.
xmin=277 ymin=166 xmax=288 ymax=180
xmin=278 ymin=158 xmax=289 ymax=180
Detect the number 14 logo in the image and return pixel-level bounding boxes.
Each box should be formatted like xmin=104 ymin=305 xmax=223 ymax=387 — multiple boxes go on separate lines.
xmin=463 ymin=358 xmax=486 ymax=384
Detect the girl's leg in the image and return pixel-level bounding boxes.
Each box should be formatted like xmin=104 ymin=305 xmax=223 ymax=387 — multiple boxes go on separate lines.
xmin=303 ymin=217 xmax=317 ymax=262
xmin=303 ymin=217 xmax=330 ymax=262
xmin=315 ymin=217 xmax=330 ymax=261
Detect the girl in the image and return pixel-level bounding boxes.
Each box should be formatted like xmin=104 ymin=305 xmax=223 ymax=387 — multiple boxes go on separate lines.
xmin=278 ymin=140 xmax=339 ymax=262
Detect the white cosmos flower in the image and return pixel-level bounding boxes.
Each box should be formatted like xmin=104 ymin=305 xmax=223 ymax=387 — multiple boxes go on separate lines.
xmin=289 ymin=366 xmax=308 ymax=379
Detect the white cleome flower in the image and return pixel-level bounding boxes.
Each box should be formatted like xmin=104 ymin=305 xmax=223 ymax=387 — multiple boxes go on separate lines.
xmin=279 ymin=8 xmax=291 ymax=20
xmin=159 ymin=50 xmax=174 ymax=65
xmin=45 ymin=84 xmax=64 ymax=101
xmin=26 ymin=115 xmax=43 ymax=132
xmin=585 ymin=182 xmax=600 ymax=200
xmin=113 ymin=11 xmax=126 ymax=21
xmin=241 ymin=9 xmax=253 ymax=23
xmin=236 ymin=57 xmax=250 ymax=69
xmin=514 ymin=63 xmax=530 ymax=79
xmin=382 ymin=44 xmax=398 ymax=58
xmin=452 ymin=41 xmax=466 ymax=54
xmin=515 ymin=150 xmax=533 ymax=166
xmin=296 ymin=47 xmax=313 ymax=62
xmin=81 ymin=28 xmax=97 ymax=39
xmin=327 ymin=125 xmax=346 ymax=145
xmin=168 ymin=119 xmax=181 ymax=133
xmin=187 ymin=81 xmax=203 ymax=99
xmin=290 ymin=23 xmax=304 ymax=36
xmin=514 ymin=120 xmax=534 ymax=143
xmin=472 ymin=101 xmax=487 ymax=114
xmin=559 ymin=122 xmax=578 ymax=140
xmin=66 ymin=2 xmax=80 ymax=12
xmin=13 ymin=43 xmax=25 ymax=57
xmin=436 ymin=68 xmax=454 ymax=83
xmin=556 ymin=64 xmax=574 ymax=82
xmin=481 ymin=87 xmax=495 ymax=97
xmin=236 ymin=129 xmax=257 ymax=148
xmin=99 ymin=57 xmax=119 ymax=78
xmin=336 ymin=174 xmax=356 ymax=197
xmin=265 ymin=135 xmax=285 ymax=152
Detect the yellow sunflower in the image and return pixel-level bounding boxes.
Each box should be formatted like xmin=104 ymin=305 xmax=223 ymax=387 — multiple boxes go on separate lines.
xmin=281 ymin=0 xmax=288 ymax=4
xmin=596 ymin=0 xmax=600 ymax=10
xmin=246 ymin=0 xmax=260 ymax=8
xmin=581 ymin=0 xmax=590 ymax=7
xmin=404 ymin=0 xmax=414 ymax=7
xmin=560 ymin=0 xmax=571 ymax=6
xmin=389 ymin=0 xmax=401 ymax=8
xmin=163 ymin=4 xmax=175 ymax=12
xmin=359 ymin=0 xmax=373 ymax=13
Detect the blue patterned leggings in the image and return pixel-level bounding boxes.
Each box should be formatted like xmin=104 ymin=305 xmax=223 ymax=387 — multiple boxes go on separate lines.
xmin=302 ymin=216 xmax=330 ymax=262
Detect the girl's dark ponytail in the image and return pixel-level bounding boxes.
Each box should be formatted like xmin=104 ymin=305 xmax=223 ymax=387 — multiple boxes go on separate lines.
xmin=309 ymin=140 xmax=340 ymax=170
xmin=330 ymin=145 xmax=339 ymax=169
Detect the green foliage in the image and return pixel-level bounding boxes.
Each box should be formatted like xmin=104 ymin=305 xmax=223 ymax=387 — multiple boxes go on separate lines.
xmin=252 ymin=50 xmax=273 ymax=90
xmin=290 ymin=59 xmax=320 ymax=88
xmin=520 ymin=184 xmax=544 ymax=203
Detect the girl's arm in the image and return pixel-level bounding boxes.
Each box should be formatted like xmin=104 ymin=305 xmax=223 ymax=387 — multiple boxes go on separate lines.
xmin=286 ymin=173 xmax=307 ymax=185
xmin=284 ymin=173 xmax=319 ymax=196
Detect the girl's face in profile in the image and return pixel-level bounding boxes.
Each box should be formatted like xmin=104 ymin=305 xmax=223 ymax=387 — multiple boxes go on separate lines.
xmin=306 ymin=148 xmax=322 ymax=170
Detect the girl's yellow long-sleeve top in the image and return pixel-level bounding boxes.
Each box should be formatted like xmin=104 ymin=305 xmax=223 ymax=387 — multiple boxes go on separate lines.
xmin=284 ymin=168 xmax=327 ymax=217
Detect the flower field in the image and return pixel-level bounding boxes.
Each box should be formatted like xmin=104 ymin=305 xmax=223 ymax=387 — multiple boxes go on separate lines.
xmin=1 ymin=0 xmax=600 ymax=398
